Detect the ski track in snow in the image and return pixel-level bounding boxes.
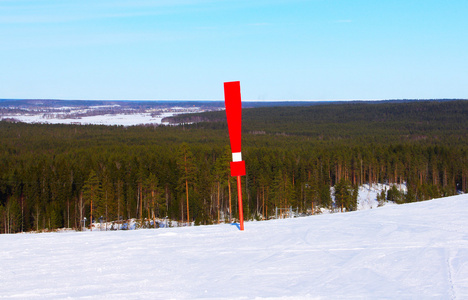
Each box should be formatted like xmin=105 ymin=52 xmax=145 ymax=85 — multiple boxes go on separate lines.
xmin=1 ymin=194 xmax=468 ymax=299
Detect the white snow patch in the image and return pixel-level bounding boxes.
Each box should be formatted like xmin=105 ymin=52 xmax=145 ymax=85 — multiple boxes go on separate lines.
xmin=357 ymin=183 xmax=406 ymax=210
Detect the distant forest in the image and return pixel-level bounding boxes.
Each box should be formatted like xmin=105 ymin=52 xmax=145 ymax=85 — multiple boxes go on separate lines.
xmin=1 ymin=100 xmax=467 ymax=233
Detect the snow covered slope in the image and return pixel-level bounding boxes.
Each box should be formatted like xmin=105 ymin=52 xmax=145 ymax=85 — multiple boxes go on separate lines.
xmin=1 ymin=194 xmax=467 ymax=299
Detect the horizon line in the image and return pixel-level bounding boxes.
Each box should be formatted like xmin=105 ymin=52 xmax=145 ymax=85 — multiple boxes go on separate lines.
xmin=2 ymin=98 xmax=466 ymax=102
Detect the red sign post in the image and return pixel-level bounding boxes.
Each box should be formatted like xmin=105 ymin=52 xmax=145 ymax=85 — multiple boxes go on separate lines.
xmin=224 ymin=81 xmax=245 ymax=231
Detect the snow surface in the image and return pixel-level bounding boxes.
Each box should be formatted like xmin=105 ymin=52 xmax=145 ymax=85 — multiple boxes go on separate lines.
xmin=1 ymin=194 xmax=468 ymax=299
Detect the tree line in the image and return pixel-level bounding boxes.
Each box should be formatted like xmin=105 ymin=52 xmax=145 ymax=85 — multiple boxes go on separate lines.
xmin=1 ymin=100 xmax=467 ymax=233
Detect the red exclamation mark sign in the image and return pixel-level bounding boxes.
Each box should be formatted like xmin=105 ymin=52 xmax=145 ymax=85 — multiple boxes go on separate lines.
xmin=224 ymin=81 xmax=245 ymax=230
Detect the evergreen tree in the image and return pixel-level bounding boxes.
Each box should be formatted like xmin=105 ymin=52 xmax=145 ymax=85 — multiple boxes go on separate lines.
xmin=176 ymin=143 xmax=195 ymax=224
xmin=387 ymin=185 xmax=404 ymax=204
xmin=82 ymin=170 xmax=102 ymax=225
xmin=334 ymin=179 xmax=357 ymax=212
xmin=144 ymin=173 xmax=163 ymax=225
xmin=377 ymin=189 xmax=386 ymax=206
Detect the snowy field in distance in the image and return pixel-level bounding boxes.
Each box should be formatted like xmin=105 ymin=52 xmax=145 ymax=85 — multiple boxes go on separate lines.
xmin=1 ymin=194 xmax=468 ymax=299
xmin=5 ymin=111 xmax=179 ymax=126
xmin=0 ymin=101 xmax=220 ymax=126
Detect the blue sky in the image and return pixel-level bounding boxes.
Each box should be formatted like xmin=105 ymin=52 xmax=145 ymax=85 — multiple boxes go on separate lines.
xmin=1 ymin=0 xmax=467 ymax=100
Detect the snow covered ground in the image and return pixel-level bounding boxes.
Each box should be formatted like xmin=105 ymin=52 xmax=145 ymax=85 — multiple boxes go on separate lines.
xmin=0 ymin=102 xmax=214 ymax=126
xmin=1 ymin=194 xmax=467 ymax=299
xmin=1 ymin=111 xmax=181 ymax=126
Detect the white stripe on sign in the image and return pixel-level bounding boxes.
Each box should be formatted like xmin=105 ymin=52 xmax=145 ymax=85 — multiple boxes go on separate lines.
xmin=232 ymin=152 xmax=242 ymax=162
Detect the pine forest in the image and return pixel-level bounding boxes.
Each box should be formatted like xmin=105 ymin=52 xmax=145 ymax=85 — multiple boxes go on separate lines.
xmin=1 ymin=100 xmax=467 ymax=233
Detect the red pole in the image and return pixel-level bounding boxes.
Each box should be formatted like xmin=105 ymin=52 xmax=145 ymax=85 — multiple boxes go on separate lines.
xmin=224 ymin=81 xmax=246 ymax=231
xmin=236 ymin=175 xmax=244 ymax=231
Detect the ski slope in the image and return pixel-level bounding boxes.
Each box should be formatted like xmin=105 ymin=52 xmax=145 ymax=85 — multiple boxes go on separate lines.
xmin=1 ymin=194 xmax=468 ymax=299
